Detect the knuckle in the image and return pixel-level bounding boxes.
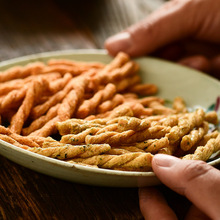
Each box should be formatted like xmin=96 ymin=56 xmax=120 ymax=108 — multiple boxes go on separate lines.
xmin=182 ymin=160 xmax=212 ymax=182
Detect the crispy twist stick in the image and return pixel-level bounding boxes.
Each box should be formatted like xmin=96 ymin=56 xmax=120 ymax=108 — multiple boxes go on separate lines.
xmin=132 ymin=137 xmax=169 ymax=154
xmin=182 ymin=134 xmax=220 ymax=161
xmin=57 ymin=118 xmax=106 ymax=135
xmin=59 ymin=76 xmax=89 ymax=121
xmin=128 ymin=83 xmax=158 ymax=96
xmin=138 ymin=96 xmax=164 ymax=107
xmin=28 ymin=143 xmax=111 ymax=159
xmin=166 ymin=108 xmax=205 ymax=144
xmin=30 ymin=78 xmax=74 ymax=120
xmin=76 ymin=83 xmax=116 ymax=118
xmin=10 ymin=78 xmax=49 ymax=134
xmin=105 ymin=61 xmax=138 ymax=83
xmin=197 ymin=130 xmax=219 ymax=146
xmin=0 ymin=125 xmax=39 ymax=148
xmin=180 ymin=121 xmax=209 ymax=151
xmin=97 ymin=94 xmax=124 ymax=114
xmin=115 ymin=75 xmax=141 ymax=92
xmin=48 ymin=59 xmax=105 ymax=69
xmin=113 ymin=116 xmax=151 ymax=132
xmin=0 ymin=62 xmax=45 ymax=82
xmin=86 ymin=125 xmax=170 ymax=145
xmin=88 ymin=52 xmax=130 ymax=89
xmin=148 ymin=101 xmax=176 ymax=115
xmin=0 ymin=87 xmax=27 ymax=113
xmin=172 ymin=97 xmax=188 ymax=113
xmin=22 ymin=104 xmax=60 ymax=136
xmin=205 ymin=111 xmax=218 ymax=125
xmin=71 ymin=152 xmax=153 ymax=169
xmin=49 ymin=72 xmax=72 ymax=94
xmin=159 ymin=115 xmax=179 ymax=127
xmin=0 ymin=134 xmax=29 ymax=149
xmin=60 ymin=127 xmax=100 ymax=145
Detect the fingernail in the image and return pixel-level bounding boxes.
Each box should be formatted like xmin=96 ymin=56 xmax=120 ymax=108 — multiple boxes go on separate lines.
xmin=105 ymin=32 xmax=132 ymax=54
xmin=153 ymin=154 xmax=180 ymax=167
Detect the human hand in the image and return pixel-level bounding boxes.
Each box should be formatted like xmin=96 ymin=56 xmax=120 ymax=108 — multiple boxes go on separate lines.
xmin=139 ymin=154 xmax=220 ymax=219
xmin=105 ymin=0 xmax=220 ymax=75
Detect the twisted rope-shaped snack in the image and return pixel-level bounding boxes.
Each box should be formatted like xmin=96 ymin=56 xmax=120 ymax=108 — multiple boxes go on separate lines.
xmin=180 ymin=121 xmax=209 ymax=151
xmin=60 ymin=127 xmax=100 ymax=145
xmin=0 ymin=134 xmax=29 ymax=149
xmin=86 ymin=125 xmax=170 ymax=145
xmin=0 ymin=62 xmax=45 ymax=83
xmin=0 ymin=87 xmax=27 ymax=113
xmin=22 ymin=103 xmax=60 ymax=136
xmin=28 ymin=143 xmax=111 ymax=159
xmin=133 ymin=137 xmax=169 ymax=154
xmin=166 ymin=108 xmax=205 ymax=144
xmin=76 ymin=83 xmax=116 ymax=118
xmin=182 ymin=134 xmax=220 ymax=161
xmin=0 ymin=125 xmax=40 ymax=148
xmin=172 ymin=96 xmax=188 ymax=113
xmin=10 ymin=78 xmax=49 ymax=134
xmin=70 ymin=152 xmax=153 ymax=170
xmin=88 ymin=52 xmax=130 ymax=89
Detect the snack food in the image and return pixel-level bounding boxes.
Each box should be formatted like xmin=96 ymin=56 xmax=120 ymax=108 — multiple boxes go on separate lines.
xmin=0 ymin=52 xmax=219 ymax=172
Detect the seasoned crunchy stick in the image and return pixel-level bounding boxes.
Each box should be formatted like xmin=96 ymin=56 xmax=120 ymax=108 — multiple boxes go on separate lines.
xmin=182 ymin=134 xmax=220 ymax=161
xmin=172 ymin=97 xmax=188 ymax=113
xmin=0 ymin=62 xmax=45 ymax=83
xmin=0 ymin=134 xmax=29 ymax=149
xmin=86 ymin=125 xmax=171 ymax=145
xmin=58 ymin=76 xmax=89 ymax=121
xmin=166 ymin=108 xmax=205 ymax=144
xmin=0 ymin=125 xmax=40 ymax=148
xmin=22 ymin=104 xmax=60 ymax=136
xmin=60 ymin=127 xmax=100 ymax=145
xmin=28 ymin=143 xmax=111 ymax=159
xmin=10 ymin=78 xmax=49 ymax=134
xmin=180 ymin=121 xmax=209 ymax=151
xmin=70 ymin=152 xmax=153 ymax=170
xmin=76 ymin=83 xmax=116 ymax=118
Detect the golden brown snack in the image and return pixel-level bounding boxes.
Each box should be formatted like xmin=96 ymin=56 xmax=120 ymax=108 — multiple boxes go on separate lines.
xmin=70 ymin=152 xmax=153 ymax=170
xmin=60 ymin=127 xmax=100 ymax=145
xmin=22 ymin=104 xmax=60 ymax=136
xmin=166 ymin=108 xmax=205 ymax=144
xmin=129 ymin=83 xmax=158 ymax=96
xmin=10 ymin=78 xmax=49 ymax=134
xmin=0 ymin=62 xmax=45 ymax=83
xmin=172 ymin=96 xmax=188 ymax=113
xmin=29 ymin=143 xmax=111 ymax=159
xmin=204 ymin=111 xmax=219 ymax=125
xmin=96 ymin=94 xmax=124 ymax=114
xmin=182 ymin=134 xmax=220 ymax=161
xmin=49 ymin=72 xmax=72 ymax=94
xmin=0 ymin=134 xmax=29 ymax=149
xmin=180 ymin=121 xmax=209 ymax=151
xmin=76 ymin=83 xmax=116 ymax=118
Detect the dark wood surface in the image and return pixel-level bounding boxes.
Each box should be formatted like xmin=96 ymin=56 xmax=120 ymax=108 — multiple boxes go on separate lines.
xmin=0 ymin=1 xmax=219 ymax=219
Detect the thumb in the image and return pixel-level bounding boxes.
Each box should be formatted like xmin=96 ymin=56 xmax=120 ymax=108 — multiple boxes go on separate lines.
xmin=105 ymin=0 xmax=210 ymax=57
xmin=152 ymin=154 xmax=220 ymax=220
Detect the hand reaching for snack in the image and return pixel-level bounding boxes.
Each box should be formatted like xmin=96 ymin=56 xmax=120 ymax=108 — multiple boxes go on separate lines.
xmin=139 ymin=154 xmax=220 ymax=220
xmin=105 ymin=0 xmax=220 ymax=76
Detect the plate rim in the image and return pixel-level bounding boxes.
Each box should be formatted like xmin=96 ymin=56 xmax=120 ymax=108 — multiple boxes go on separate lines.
xmin=0 ymin=49 xmax=220 ymax=185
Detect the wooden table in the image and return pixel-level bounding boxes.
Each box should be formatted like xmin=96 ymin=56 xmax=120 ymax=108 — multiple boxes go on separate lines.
xmin=0 ymin=0 xmax=219 ymax=219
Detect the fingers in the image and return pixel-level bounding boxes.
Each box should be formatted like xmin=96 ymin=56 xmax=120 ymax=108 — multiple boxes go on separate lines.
xmin=139 ymin=187 xmax=177 ymax=220
xmin=178 ymin=55 xmax=211 ymax=73
xmin=152 ymin=154 xmax=220 ymax=220
xmin=105 ymin=0 xmax=220 ymax=57
xmin=184 ymin=205 xmax=210 ymax=220
xmin=105 ymin=0 xmax=200 ymax=56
